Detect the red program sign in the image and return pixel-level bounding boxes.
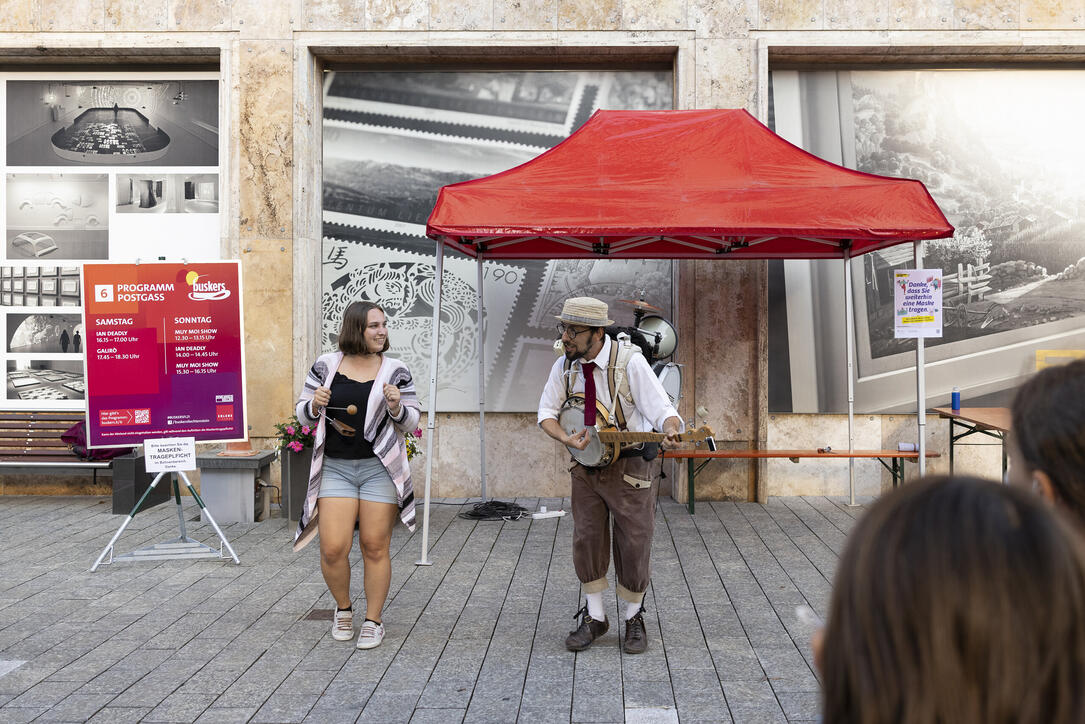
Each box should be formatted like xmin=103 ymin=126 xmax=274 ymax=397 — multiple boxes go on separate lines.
xmin=82 ymin=262 xmax=247 ymax=447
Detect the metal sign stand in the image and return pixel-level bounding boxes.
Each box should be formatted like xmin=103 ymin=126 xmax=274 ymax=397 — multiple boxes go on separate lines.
xmin=91 ymin=469 xmax=240 ymax=571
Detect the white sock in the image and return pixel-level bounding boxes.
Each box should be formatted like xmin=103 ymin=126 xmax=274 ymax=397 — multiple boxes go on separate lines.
xmin=585 ymin=592 xmax=605 ymax=621
xmin=625 ymin=601 xmax=643 ymax=620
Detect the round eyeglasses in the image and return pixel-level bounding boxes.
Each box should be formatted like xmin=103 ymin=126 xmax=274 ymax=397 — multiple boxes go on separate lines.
xmin=556 ymin=322 xmax=592 ymax=338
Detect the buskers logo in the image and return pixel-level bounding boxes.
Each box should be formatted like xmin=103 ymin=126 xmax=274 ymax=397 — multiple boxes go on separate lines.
xmin=185 ymin=270 xmax=231 ymax=301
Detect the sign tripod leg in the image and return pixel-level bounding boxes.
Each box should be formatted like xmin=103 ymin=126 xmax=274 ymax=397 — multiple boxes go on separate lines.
xmin=172 ymin=473 xmax=189 ymax=541
xmin=92 ymin=470 xmax=170 ymax=571
xmin=176 ymin=470 xmax=240 ymax=564
xmin=91 ymin=469 xmax=240 ymax=571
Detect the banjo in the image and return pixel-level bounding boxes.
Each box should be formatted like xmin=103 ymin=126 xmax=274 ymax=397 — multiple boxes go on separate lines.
xmin=558 ymin=395 xmax=714 ymax=467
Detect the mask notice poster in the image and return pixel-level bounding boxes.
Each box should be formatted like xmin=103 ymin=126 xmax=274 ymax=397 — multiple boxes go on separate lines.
xmin=81 ymin=261 xmax=245 ymax=447
xmin=894 ymin=269 xmax=943 ymax=339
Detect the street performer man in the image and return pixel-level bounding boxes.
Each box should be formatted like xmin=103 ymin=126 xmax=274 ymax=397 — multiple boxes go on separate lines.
xmin=538 ymin=297 xmax=683 ymax=654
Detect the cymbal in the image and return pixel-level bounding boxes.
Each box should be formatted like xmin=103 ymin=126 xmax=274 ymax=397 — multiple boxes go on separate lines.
xmin=617 ymin=298 xmax=663 ymax=312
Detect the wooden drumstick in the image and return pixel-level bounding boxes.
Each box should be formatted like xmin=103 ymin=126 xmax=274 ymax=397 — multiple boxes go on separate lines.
xmin=324 ymin=404 xmax=358 ymax=415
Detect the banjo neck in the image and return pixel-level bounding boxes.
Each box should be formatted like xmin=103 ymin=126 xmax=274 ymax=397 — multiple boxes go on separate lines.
xmin=596 ymin=426 xmax=714 ymax=444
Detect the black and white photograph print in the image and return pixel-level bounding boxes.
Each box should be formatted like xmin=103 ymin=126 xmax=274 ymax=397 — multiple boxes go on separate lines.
xmin=322 ymin=241 xmax=526 ymax=411
xmin=324 ymin=126 xmax=535 ymax=228
xmin=6 ymin=313 xmax=83 ymax=354
xmin=6 ymin=79 xmax=218 ymax=166
xmin=6 ymin=360 xmax=84 ymax=401
xmin=769 ymin=68 xmax=1085 ymax=413
xmin=322 ymin=69 xmax=675 ymax=412
xmin=0 ymin=266 xmax=84 ymax=308
xmin=6 ymin=174 xmax=108 ymax=260
xmin=849 ymin=70 xmax=1085 ymax=365
xmin=116 ymin=173 xmax=218 ymax=213
xmin=323 ymin=70 xmax=672 ymax=230
xmin=327 ymin=72 xmax=580 ymax=124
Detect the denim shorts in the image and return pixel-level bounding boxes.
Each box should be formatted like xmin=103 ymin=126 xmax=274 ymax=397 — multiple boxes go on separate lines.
xmin=318 ymin=456 xmax=398 ymax=505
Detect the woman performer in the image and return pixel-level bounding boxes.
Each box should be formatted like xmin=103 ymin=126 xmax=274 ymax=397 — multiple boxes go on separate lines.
xmin=293 ymin=301 xmax=421 ymax=649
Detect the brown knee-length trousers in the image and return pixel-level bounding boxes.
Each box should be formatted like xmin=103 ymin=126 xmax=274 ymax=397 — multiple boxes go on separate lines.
xmin=570 ymin=455 xmax=659 ymax=604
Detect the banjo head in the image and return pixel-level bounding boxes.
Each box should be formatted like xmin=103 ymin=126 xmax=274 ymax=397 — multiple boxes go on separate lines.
xmin=558 ymin=395 xmax=616 ymax=467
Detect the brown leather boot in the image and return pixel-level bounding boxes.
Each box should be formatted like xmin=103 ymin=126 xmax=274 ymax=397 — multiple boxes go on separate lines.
xmin=623 ymin=607 xmax=648 ymax=654
xmin=565 ymin=605 xmax=609 ymax=651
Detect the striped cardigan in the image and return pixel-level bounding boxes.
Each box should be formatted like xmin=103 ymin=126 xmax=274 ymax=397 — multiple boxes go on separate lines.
xmin=293 ymin=351 xmax=421 ymax=550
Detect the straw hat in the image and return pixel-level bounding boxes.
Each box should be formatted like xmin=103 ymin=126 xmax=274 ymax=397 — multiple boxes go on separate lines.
xmin=556 ymin=297 xmax=613 ymax=327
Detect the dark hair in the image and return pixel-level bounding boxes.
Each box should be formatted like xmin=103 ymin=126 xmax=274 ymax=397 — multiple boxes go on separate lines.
xmin=1012 ymin=359 xmax=1085 ymax=522
xmin=608 ymin=326 xmax=654 ymax=363
xmin=337 ymin=301 xmax=389 ymax=355
xmin=822 ymin=475 xmax=1085 ymax=724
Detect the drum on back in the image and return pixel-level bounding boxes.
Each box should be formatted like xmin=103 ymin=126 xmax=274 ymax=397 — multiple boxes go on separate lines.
xmin=653 ymin=361 xmax=682 ymax=407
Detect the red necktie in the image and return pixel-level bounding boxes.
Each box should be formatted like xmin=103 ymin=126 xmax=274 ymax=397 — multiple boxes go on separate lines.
xmin=581 ymin=361 xmax=597 ymax=426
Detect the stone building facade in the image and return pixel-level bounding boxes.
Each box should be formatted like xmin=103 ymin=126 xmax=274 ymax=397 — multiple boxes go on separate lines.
xmin=2 ymin=0 xmax=1053 ymax=500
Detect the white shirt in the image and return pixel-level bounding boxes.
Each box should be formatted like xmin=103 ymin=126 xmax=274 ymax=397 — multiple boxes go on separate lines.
xmin=537 ymin=335 xmax=682 ymax=433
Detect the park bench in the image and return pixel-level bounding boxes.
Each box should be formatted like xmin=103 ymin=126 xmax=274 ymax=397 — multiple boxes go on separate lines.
xmin=662 ymin=447 xmax=940 ymax=513
xmin=0 ymin=411 xmax=111 ymax=478
xmin=0 ymin=411 xmax=159 ymax=513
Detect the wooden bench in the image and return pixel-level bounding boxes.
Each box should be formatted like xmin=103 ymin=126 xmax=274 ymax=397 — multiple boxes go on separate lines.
xmin=662 ymin=448 xmax=940 ymax=513
xmin=0 ymin=411 xmax=113 ymax=481
xmin=0 ymin=411 xmax=162 ymax=513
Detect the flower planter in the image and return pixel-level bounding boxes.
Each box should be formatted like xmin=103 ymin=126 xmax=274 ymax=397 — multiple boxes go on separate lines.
xmin=281 ymin=446 xmax=313 ymax=522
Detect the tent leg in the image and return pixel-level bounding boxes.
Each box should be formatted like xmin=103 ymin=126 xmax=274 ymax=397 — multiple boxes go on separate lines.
xmin=844 ymin=258 xmax=857 ymax=506
xmin=417 ymin=240 xmax=444 ymax=567
xmin=477 ymin=257 xmax=487 ymax=502
xmin=915 ymin=240 xmax=927 ymax=477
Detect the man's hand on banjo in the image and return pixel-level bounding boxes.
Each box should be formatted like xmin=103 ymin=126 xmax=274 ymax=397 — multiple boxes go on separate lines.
xmin=564 ymin=428 xmax=592 ymax=450
xmin=541 ymin=419 xmax=593 ymax=451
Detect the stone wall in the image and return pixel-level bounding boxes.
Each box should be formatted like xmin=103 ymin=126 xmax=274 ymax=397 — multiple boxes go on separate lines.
xmin=1 ymin=0 xmax=1061 ymax=498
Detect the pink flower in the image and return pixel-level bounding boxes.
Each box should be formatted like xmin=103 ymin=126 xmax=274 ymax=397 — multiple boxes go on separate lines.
xmin=413 ymin=428 xmax=423 ymax=438
xmin=288 ymin=441 xmax=303 ymax=452
xmin=285 ymin=425 xmax=296 ymax=436
xmin=301 ymin=426 xmax=310 ymax=435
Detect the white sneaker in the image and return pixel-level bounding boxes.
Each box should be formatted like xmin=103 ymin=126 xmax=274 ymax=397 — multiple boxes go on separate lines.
xmin=331 ymin=608 xmax=354 ymax=641
xmin=357 ymin=619 xmax=384 ymax=649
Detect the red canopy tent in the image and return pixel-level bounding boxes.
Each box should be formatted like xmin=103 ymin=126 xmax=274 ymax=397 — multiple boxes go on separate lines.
xmin=428 ymin=108 xmax=952 ymax=259
xmin=413 ymin=109 xmax=953 ymax=564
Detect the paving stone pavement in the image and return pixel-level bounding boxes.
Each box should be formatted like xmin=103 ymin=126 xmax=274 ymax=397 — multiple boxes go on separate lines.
xmin=0 ymin=494 xmax=870 ymax=723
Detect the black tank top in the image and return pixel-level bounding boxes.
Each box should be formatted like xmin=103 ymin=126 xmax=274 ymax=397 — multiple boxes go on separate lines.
xmin=325 ymin=372 xmax=375 ymax=459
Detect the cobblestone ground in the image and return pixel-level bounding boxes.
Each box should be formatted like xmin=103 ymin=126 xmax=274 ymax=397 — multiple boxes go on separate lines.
xmin=0 ymin=494 xmax=868 ymax=723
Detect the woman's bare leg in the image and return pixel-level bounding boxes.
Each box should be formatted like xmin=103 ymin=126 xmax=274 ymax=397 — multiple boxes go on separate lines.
xmin=357 ymin=499 xmax=399 ymax=622
xmin=318 ymin=497 xmax=360 ymax=608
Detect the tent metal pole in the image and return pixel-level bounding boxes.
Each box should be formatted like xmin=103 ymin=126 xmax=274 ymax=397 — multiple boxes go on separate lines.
xmin=416 ymin=240 xmax=444 ymax=567
xmin=915 ymin=240 xmax=927 ymax=477
xmin=477 ymin=256 xmax=487 ymax=501
xmin=844 ymin=258 xmax=857 ymax=506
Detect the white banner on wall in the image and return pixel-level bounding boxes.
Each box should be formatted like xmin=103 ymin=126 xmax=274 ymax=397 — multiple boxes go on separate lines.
xmin=0 ymin=72 xmax=222 ymax=411
xmin=894 ymin=269 xmax=943 ymax=339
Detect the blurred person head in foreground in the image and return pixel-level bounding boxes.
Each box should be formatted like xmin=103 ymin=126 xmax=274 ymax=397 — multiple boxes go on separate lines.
xmin=1010 ymin=358 xmax=1085 ymax=525
xmin=818 ymin=475 xmax=1085 ymax=724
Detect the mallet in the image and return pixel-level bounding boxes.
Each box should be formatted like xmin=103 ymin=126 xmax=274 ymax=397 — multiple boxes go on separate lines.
xmin=324 ymin=404 xmax=358 ymax=415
